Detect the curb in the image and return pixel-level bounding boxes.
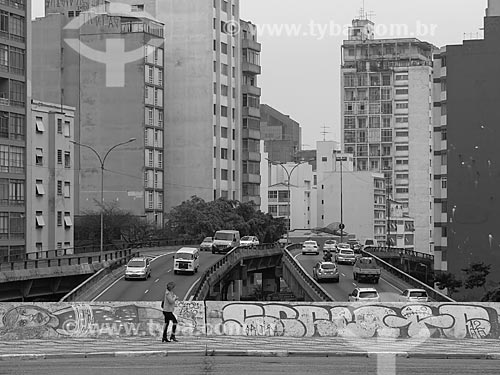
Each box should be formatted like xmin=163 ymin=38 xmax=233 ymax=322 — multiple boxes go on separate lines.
xmin=1 ymin=350 xmax=500 ymax=361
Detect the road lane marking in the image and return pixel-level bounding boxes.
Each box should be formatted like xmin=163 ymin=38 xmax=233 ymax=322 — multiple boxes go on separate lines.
xmin=380 ymin=276 xmax=403 ymax=293
xmin=144 ymin=289 xmax=149 ymax=294
xmin=167 ymin=268 xmax=171 ymax=273
xmin=155 ymin=278 xmax=160 ymax=283
xmin=183 ymin=277 xmax=201 ymax=300
xmin=92 ymin=276 xmax=124 ymax=302
xmin=352 ymin=282 xmax=357 ymax=286
xmin=341 ymin=273 xmax=346 ymax=277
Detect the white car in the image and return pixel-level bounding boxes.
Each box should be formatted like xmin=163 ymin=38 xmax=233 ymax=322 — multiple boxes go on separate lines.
xmin=240 ymin=236 xmax=260 ymax=247
xmin=323 ymin=239 xmax=338 ymax=253
xmin=302 ymin=240 xmax=319 ymax=255
xmin=399 ymin=289 xmax=429 ymax=303
xmin=336 ymin=243 xmax=352 ymax=251
xmin=124 ymin=257 xmax=151 ymax=280
xmin=336 ymin=249 xmax=356 ymax=265
xmin=348 ymin=287 xmax=380 ymax=303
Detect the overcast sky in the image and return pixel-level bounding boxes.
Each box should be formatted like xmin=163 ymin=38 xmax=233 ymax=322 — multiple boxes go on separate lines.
xmin=32 ymin=0 xmax=487 ymax=149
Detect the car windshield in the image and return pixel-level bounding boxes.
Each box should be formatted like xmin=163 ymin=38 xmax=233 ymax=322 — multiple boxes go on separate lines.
xmin=325 ymin=240 xmax=336 ymax=244
xmin=358 ymin=258 xmax=375 ymax=265
xmin=175 ymin=253 xmax=193 ymax=260
xmin=304 ymin=241 xmax=317 ymax=246
xmin=202 ymin=237 xmax=212 ymax=242
xmin=338 ymin=243 xmax=350 ymax=248
xmin=241 ymin=236 xmax=251 ymax=241
xmin=359 ymin=291 xmax=379 ymax=298
xmin=127 ymin=260 xmax=145 ymax=268
xmin=215 ymin=233 xmax=234 ymax=240
xmin=321 ymin=264 xmax=336 ymax=269
xmin=409 ymin=291 xmax=428 ymax=298
xmin=340 ymin=250 xmax=354 ymax=255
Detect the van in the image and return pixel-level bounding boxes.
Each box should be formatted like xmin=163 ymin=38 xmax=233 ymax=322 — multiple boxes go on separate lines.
xmin=212 ymin=230 xmax=240 ymax=254
xmin=173 ymin=247 xmax=200 ymax=275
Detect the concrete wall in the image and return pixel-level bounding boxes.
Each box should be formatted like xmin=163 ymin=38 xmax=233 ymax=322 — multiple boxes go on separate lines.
xmin=1 ymin=301 xmax=499 ymax=340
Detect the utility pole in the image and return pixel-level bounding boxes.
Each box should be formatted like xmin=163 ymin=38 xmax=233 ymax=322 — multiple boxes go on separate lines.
xmin=336 ymin=156 xmax=348 ymax=243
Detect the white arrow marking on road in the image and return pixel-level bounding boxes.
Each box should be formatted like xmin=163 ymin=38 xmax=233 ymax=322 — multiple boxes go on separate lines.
xmin=144 ymin=289 xmax=149 ymax=294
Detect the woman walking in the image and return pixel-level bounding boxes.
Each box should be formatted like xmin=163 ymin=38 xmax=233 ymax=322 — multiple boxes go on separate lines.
xmin=162 ymin=281 xmax=178 ymax=342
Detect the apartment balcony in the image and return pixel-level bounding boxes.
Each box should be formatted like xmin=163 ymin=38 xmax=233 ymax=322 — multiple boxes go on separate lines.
xmin=242 ymin=128 xmax=261 ymax=141
xmin=242 ymin=84 xmax=261 ymax=97
xmin=242 ymin=61 xmax=261 ymax=75
xmin=242 ymin=106 xmax=260 ymax=118
xmin=242 ymin=39 xmax=261 ymax=52
xmin=242 ymin=150 xmax=261 ymax=162
xmin=242 ymin=173 xmax=261 ymax=184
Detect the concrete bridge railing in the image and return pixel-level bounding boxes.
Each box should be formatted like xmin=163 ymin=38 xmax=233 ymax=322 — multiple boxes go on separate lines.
xmin=0 ymin=301 xmax=498 ymax=340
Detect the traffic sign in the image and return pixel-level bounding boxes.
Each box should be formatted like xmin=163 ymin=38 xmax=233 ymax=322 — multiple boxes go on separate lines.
xmin=339 ymin=223 xmax=345 ymax=230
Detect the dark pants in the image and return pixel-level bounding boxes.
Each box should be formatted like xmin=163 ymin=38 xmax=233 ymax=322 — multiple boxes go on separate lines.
xmin=162 ymin=312 xmax=177 ymax=338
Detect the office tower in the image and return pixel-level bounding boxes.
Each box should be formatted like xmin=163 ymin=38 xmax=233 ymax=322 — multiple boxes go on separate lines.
xmin=341 ymin=16 xmax=435 ymax=253
xmin=32 ymin=2 xmax=165 ymax=225
xmin=28 ymin=100 xmax=75 ymax=256
xmin=433 ymin=0 xmax=500 ymax=288
xmin=0 ymin=0 xmax=31 ymax=260
xmin=240 ymin=20 xmax=261 ymax=208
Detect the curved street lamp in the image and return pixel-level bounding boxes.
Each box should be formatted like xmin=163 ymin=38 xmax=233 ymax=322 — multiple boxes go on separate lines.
xmin=70 ymin=138 xmax=136 ymax=258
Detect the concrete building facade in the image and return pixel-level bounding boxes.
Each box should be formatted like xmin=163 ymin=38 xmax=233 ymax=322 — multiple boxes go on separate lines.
xmin=27 ymin=100 xmax=75 ymax=256
xmin=260 ymin=104 xmax=301 ymax=164
xmin=0 ymin=0 xmax=31 ymax=261
xmin=33 ymin=2 xmax=165 ymax=225
xmin=341 ymin=17 xmax=435 ymax=253
xmin=432 ymin=0 xmax=500 ymax=286
xmin=240 ymin=20 xmax=262 ymax=209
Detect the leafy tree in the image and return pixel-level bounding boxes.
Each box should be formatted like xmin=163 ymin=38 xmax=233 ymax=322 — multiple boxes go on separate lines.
xmin=481 ymin=285 xmax=500 ymax=302
xmin=434 ymin=272 xmax=463 ymax=298
xmin=462 ymin=262 xmax=491 ymax=292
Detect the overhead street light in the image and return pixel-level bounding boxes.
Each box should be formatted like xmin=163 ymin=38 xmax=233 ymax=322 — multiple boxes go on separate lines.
xmin=70 ymin=138 xmax=136 ymax=259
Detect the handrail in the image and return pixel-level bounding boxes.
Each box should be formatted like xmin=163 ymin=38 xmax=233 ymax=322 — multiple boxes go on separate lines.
xmin=363 ymin=246 xmax=434 ymax=261
xmin=362 ymin=249 xmax=454 ymax=302
xmin=192 ymin=243 xmax=282 ymax=300
xmin=281 ymin=244 xmax=334 ymax=302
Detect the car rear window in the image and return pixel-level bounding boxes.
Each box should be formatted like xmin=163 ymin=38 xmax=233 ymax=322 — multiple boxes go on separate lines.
xmin=321 ymin=263 xmax=336 ymax=269
xmin=359 ymin=291 xmax=379 ymax=298
xmin=325 ymin=240 xmax=336 ymax=244
xmin=203 ymin=237 xmax=212 ymax=242
xmin=128 ymin=260 xmax=145 ymax=267
xmin=304 ymin=241 xmax=317 ymax=246
xmin=409 ymin=291 xmax=428 ymax=298
xmin=340 ymin=250 xmax=354 ymax=255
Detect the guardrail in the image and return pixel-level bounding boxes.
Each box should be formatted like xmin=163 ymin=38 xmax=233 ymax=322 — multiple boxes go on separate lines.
xmin=363 ymin=246 xmax=434 ymax=261
xmin=192 ymin=243 xmax=282 ymax=300
xmin=281 ymin=244 xmax=334 ymax=302
xmin=0 ymin=248 xmax=138 ymax=272
xmin=362 ymin=249 xmax=454 ymax=302
xmin=59 ymin=250 xmax=139 ymax=302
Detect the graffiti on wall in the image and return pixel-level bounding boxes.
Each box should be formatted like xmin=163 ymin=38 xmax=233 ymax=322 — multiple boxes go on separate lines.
xmin=206 ymin=302 xmax=500 ymax=339
xmin=0 ymin=301 xmax=205 ymax=339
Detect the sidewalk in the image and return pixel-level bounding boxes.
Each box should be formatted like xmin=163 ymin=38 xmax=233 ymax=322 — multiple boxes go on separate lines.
xmin=1 ymin=336 xmax=500 ymax=361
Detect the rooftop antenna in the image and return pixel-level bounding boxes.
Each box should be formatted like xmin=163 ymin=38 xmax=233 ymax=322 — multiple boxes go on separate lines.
xmin=321 ymin=125 xmax=331 ymax=141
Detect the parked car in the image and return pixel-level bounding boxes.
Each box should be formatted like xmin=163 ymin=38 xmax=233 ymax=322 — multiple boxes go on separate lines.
xmin=353 ymin=257 xmax=381 ymax=284
xmin=240 ymin=236 xmax=260 ymax=247
xmin=398 ymin=289 xmax=429 ymax=303
xmin=336 ymin=248 xmax=356 ymax=265
xmin=302 ymin=240 xmax=319 ymax=255
xmin=348 ymin=287 xmax=380 ymax=303
xmin=323 ymin=239 xmax=338 ymax=253
xmin=124 ymin=257 xmax=151 ymax=280
xmin=199 ymin=237 xmax=213 ymax=251
xmin=312 ymin=261 xmax=340 ymax=283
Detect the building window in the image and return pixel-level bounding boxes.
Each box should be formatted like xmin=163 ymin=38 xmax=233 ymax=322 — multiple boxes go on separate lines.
xmin=0 ymin=212 xmax=9 ymax=239
xmin=221 ymin=42 xmax=228 ymax=55
xmin=221 ymin=169 xmax=228 ymax=180
xmin=64 ymin=151 xmax=71 ymax=168
xmin=35 ymin=179 xmax=45 ymax=196
xmin=221 ymin=106 xmax=228 ymax=117
xmin=57 ymin=119 xmax=63 ymax=134
xmin=57 ymin=150 xmax=62 ymax=164
xmin=64 ymin=212 xmax=73 ymax=228
xmin=57 ymin=211 xmax=62 ymax=226
xmin=57 ymin=180 xmax=63 ymax=195
xmin=35 ymin=116 xmax=45 ymax=133
xmin=35 ymin=211 xmax=45 ymax=228
xmin=35 ymin=147 xmax=43 ymax=166
xmin=221 ymin=148 xmax=228 ymax=160
xmin=441 ymin=177 xmax=447 ymax=189
xmin=64 ymin=181 xmax=71 ymax=198
xmin=63 ymin=121 xmax=70 ymax=137
xmin=441 ymin=128 xmax=447 ymax=140
xmin=221 ymin=127 xmax=228 ymax=138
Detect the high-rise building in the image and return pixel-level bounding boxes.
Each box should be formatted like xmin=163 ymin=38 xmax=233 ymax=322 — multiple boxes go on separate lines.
xmin=240 ymin=20 xmax=261 ymax=208
xmin=433 ymin=0 xmax=500 ymax=287
xmin=341 ymin=16 xmax=435 ymax=253
xmin=0 ymin=0 xmax=31 ymax=261
xmin=27 ymin=100 xmax=75 ymax=256
xmin=152 ymin=0 xmax=242 ymax=211
xmin=32 ymin=2 xmax=165 ymax=225
xmin=260 ymin=104 xmax=301 ymax=164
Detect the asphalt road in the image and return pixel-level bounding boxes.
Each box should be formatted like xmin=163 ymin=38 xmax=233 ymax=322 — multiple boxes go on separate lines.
xmin=1 ymin=357 xmax=498 ymax=375
xmin=94 ymin=249 xmax=222 ymax=302
xmin=290 ymin=249 xmax=412 ymax=302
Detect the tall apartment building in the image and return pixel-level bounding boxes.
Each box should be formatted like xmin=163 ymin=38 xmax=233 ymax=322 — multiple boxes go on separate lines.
xmin=240 ymin=20 xmax=262 ymax=209
xmin=0 ymin=0 xmax=31 ymax=261
xmin=139 ymin=0 xmax=242 ymax=212
xmin=433 ymin=0 xmax=500 ymax=287
xmin=260 ymin=104 xmax=301 ymax=164
xmin=32 ymin=2 xmax=165 ymax=225
xmin=27 ymin=100 xmax=75 ymax=256
xmin=341 ymin=17 xmax=435 ymax=253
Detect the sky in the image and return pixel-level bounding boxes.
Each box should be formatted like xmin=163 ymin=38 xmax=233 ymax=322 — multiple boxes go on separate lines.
xmin=32 ymin=0 xmax=487 ymax=149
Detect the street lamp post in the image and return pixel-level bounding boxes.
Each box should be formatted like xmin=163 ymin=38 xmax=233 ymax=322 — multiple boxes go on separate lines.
xmin=266 ymin=159 xmax=306 ymax=245
xmin=335 ymin=156 xmax=347 ymax=244
xmin=71 ymin=138 xmax=136 ymax=259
